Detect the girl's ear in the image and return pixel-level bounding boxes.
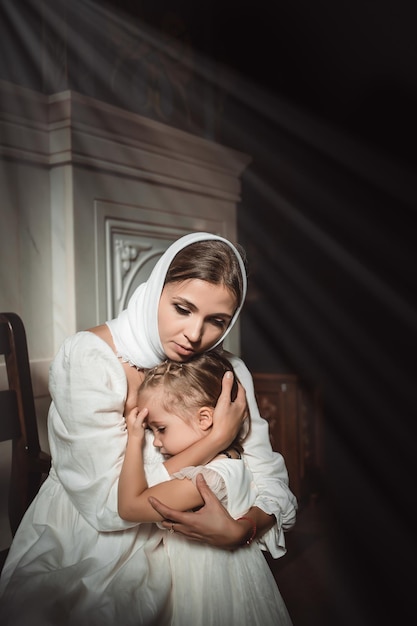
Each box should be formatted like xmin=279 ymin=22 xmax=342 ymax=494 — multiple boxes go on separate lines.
xmin=197 ymin=407 xmax=214 ymax=431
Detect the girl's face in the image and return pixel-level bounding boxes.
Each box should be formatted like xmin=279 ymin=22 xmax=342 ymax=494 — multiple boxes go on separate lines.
xmin=139 ymin=388 xmax=205 ymax=457
xmin=158 ymin=279 xmax=237 ymax=361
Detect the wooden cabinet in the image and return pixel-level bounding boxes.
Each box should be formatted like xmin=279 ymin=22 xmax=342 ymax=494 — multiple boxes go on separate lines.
xmin=252 ymin=373 xmax=323 ymax=505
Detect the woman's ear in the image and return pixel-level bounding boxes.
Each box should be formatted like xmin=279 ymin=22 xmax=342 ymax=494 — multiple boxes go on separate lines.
xmin=197 ymin=407 xmax=214 ymax=431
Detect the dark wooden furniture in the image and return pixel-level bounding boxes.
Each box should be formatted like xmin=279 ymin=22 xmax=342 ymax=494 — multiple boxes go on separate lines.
xmin=252 ymin=373 xmax=323 ymax=505
xmin=0 ymin=312 xmax=51 ymax=568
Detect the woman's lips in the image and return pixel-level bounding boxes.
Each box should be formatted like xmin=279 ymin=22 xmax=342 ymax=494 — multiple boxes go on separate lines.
xmin=173 ymin=342 xmax=194 ymax=357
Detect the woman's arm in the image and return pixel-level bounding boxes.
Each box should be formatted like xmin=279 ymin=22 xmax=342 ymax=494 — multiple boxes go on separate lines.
xmin=48 ymin=332 xmax=137 ymax=532
xmin=229 ymin=357 xmax=298 ymax=555
xmin=150 ymin=474 xmax=274 ymax=549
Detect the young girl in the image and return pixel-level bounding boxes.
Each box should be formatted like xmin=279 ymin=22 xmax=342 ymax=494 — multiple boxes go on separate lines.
xmin=0 ymin=232 xmax=297 ymax=625
xmin=118 ymin=351 xmax=293 ymax=626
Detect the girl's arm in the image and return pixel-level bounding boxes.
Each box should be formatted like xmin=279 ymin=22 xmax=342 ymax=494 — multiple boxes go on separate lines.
xmin=118 ymin=407 xmax=205 ymax=522
xmin=118 ymin=407 xmax=149 ymax=517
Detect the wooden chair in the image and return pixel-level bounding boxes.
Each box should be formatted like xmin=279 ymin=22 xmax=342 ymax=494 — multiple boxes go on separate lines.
xmin=0 ymin=312 xmax=51 ymax=569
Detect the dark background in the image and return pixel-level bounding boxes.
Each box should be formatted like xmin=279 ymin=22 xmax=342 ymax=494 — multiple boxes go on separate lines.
xmin=112 ymin=0 xmax=417 ymax=165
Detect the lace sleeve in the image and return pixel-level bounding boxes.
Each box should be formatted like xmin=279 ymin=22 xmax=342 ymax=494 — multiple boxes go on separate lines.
xmin=171 ymin=465 xmax=228 ymax=507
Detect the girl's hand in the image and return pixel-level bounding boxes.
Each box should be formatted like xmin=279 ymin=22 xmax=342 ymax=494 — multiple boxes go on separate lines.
xmin=149 ymin=473 xmax=251 ymax=550
xmin=126 ymin=407 xmax=149 ymax=442
xmin=211 ymin=372 xmax=249 ymax=449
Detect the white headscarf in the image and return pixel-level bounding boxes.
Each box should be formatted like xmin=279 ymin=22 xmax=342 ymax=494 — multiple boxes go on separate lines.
xmin=106 ymin=232 xmax=247 ymax=369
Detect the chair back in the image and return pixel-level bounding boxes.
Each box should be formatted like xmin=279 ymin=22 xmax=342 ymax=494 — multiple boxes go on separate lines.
xmin=0 ymin=312 xmax=51 ymax=539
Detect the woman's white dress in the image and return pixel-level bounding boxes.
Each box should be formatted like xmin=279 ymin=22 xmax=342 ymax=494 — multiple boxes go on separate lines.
xmin=0 ymin=332 xmax=297 ymax=625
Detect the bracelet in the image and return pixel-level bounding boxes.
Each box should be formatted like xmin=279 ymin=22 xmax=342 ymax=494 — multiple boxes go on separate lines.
xmin=237 ymin=516 xmax=257 ymax=546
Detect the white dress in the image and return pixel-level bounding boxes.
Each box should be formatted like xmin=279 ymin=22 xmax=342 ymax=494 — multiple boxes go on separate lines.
xmin=167 ymin=459 xmax=293 ymax=626
xmin=0 ymin=332 xmax=297 ymax=625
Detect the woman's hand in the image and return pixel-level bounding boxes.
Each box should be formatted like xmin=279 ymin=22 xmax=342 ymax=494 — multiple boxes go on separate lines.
xmin=148 ymin=473 xmax=254 ymax=550
xmin=125 ymin=407 xmax=148 ymax=442
xmin=211 ymin=371 xmax=249 ymax=449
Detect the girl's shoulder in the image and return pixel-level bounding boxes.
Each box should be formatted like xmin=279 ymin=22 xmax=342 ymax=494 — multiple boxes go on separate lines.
xmin=179 ymin=458 xmax=256 ymax=517
xmin=175 ymin=457 xmax=251 ymax=486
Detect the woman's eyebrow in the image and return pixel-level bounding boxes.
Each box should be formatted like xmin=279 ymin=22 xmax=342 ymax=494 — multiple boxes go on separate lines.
xmin=173 ymin=296 xmax=196 ymax=310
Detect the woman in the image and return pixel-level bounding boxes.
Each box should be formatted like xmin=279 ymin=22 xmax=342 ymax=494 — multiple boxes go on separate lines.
xmin=0 ymin=232 xmax=297 ymax=626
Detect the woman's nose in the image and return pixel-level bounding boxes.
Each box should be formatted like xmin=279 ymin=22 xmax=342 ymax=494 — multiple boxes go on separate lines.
xmin=184 ymin=318 xmax=203 ymax=343
xmin=153 ymin=435 xmax=162 ymax=448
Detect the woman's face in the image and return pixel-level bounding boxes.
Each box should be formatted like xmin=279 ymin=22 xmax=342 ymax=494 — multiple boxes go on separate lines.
xmin=158 ymin=279 xmax=237 ymax=361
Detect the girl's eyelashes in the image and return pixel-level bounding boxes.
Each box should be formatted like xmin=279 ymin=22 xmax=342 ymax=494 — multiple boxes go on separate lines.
xmin=152 ymin=426 xmax=166 ymax=434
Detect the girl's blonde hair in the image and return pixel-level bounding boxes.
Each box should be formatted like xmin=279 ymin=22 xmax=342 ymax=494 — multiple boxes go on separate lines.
xmin=139 ymin=350 xmax=250 ymax=452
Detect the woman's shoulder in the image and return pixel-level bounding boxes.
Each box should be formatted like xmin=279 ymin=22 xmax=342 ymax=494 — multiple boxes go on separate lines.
xmin=48 ymin=330 xmax=128 ymax=415
xmin=221 ymin=350 xmax=254 ymax=388
xmin=58 ymin=330 xmax=113 ymax=356
xmin=51 ymin=330 xmax=120 ymax=377
xmin=221 ymin=349 xmax=245 ymax=370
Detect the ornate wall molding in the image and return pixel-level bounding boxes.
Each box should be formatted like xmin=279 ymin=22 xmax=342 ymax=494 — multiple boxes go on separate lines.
xmin=0 ymin=81 xmax=251 ymax=202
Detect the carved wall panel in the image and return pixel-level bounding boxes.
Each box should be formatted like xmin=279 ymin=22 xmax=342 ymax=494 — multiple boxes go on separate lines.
xmin=253 ymin=373 xmax=324 ymax=505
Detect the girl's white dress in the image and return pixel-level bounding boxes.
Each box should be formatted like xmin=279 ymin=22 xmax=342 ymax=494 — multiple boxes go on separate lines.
xmin=0 ymin=332 xmax=297 ymax=625
xmin=167 ymin=459 xmax=293 ymax=625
